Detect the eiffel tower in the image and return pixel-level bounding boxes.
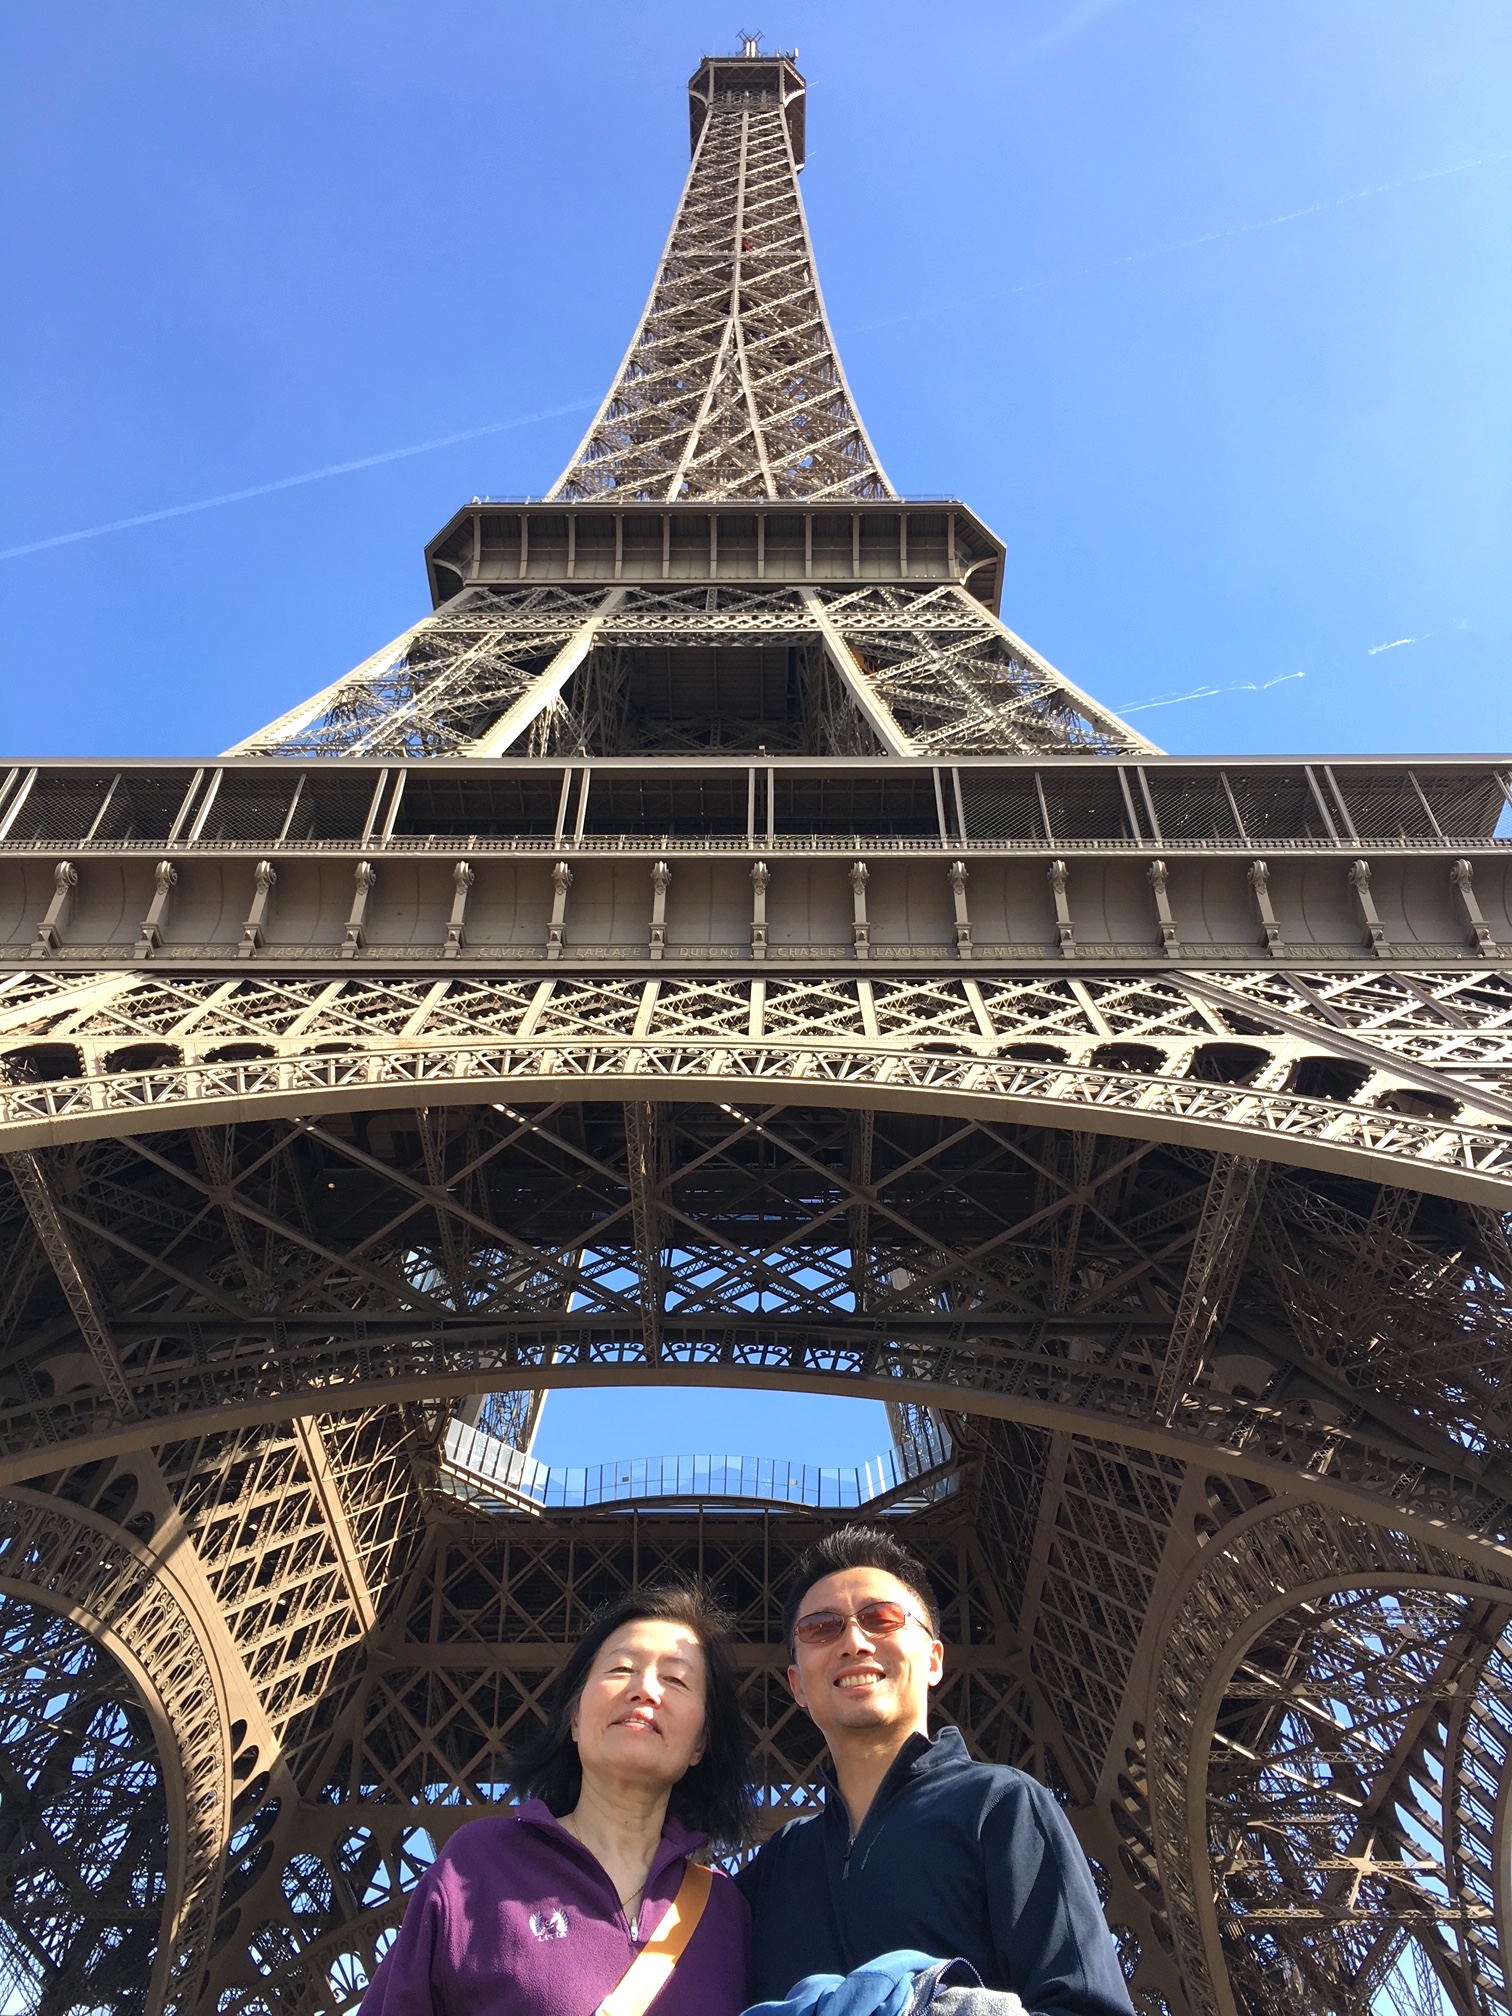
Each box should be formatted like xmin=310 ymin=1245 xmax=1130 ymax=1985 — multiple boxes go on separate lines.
xmin=1 ymin=39 xmax=1511 ymax=2016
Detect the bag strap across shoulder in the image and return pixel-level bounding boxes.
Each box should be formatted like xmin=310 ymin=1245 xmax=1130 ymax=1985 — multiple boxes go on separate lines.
xmin=595 ymin=1859 xmax=714 ymax=2016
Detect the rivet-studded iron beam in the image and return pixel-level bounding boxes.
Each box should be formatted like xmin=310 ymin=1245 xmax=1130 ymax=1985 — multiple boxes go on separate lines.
xmin=227 ymin=580 xmax=1155 ymax=760
xmin=4 ymin=38 xmax=1512 ymax=2016
xmin=550 ymin=56 xmax=890 ymax=504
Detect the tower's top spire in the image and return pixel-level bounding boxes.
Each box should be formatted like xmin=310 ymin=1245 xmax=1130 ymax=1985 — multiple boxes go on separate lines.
xmin=548 ymin=46 xmax=882 ymax=500
xmin=231 ymin=44 xmax=1155 ymax=762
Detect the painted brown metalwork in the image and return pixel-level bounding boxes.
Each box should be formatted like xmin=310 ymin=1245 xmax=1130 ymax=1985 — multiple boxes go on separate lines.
xmin=0 ymin=38 xmax=1509 ymax=2016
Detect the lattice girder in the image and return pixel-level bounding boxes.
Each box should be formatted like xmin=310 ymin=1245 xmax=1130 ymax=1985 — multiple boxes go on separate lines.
xmin=0 ymin=1487 xmax=232 ymax=2014
xmin=1151 ymin=1504 xmax=1512 ymax=2016
xmin=4 ymin=35 xmax=1511 ymax=2016
xmin=2 ymin=1004 xmax=1512 ymax=1523
xmin=6 ymin=960 xmax=1512 ymax=2007
xmin=550 ymin=58 xmax=888 ymax=504
xmin=4 ymin=968 xmax=1512 ymax=1206
xmin=8 ymin=1095 xmax=1512 ymax=2011
xmin=0 ymin=1597 xmax=168 ymax=2011
xmin=230 ymin=580 xmax=1151 ymax=760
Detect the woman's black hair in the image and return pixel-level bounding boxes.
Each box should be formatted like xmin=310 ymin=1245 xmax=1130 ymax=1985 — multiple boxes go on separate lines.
xmin=509 ymin=1582 xmax=753 ymax=1851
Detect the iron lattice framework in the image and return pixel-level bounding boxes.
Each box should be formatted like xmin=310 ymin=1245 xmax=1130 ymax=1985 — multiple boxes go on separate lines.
xmin=549 ymin=50 xmax=888 ymax=503
xmin=226 ymin=565 xmax=1149 ymax=762
xmin=2 ymin=41 xmax=1511 ymax=2016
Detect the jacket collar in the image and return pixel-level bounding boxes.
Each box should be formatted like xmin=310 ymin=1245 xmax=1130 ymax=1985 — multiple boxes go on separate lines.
xmin=818 ymin=1723 xmax=971 ymax=1819
xmin=515 ymin=1798 xmax=708 ymax=1886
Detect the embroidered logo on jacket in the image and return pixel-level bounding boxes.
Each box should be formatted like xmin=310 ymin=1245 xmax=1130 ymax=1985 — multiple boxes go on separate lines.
xmin=529 ymin=1908 xmax=569 ymax=1941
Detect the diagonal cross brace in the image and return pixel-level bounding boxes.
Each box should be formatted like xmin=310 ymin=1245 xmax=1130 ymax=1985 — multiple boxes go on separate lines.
xmin=624 ymin=1100 xmax=664 ymax=1363
xmin=1154 ymin=1153 xmax=1269 ymax=1424
xmin=800 ymin=589 xmax=916 ymax=756
xmin=225 ymin=617 xmax=429 ymax=755
xmin=292 ymin=1417 xmax=378 ymax=1634
xmin=461 ymin=589 xmax=627 ymax=757
xmin=4 ymin=1150 xmax=137 ymax=1420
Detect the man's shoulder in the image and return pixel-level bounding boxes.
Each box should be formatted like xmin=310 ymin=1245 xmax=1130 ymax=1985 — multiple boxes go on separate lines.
xmin=704 ymin=1861 xmax=753 ymax=1924
xmin=734 ymin=1806 xmax=827 ymax=1894
xmin=755 ymin=1805 xmax=828 ymax=1859
xmin=917 ymin=1743 xmax=1055 ymax=1811
xmin=770 ymin=1805 xmax=829 ymax=1848
xmin=960 ymin=1758 xmax=1053 ymax=1797
xmin=937 ymin=1759 xmax=1093 ymax=1875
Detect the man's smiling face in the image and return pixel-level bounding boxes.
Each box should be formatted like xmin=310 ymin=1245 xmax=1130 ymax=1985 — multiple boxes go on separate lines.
xmin=786 ymin=1566 xmax=944 ymax=1746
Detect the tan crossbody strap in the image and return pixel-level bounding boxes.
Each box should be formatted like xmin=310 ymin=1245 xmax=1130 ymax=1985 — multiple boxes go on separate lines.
xmin=595 ymin=1860 xmax=714 ymax=2016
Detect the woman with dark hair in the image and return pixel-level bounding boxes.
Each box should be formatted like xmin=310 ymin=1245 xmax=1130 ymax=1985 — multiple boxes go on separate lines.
xmin=360 ymin=1583 xmax=753 ymax=2014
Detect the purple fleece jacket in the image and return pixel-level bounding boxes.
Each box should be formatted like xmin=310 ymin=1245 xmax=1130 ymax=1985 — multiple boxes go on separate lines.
xmin=358 ymin=1800 xmax=750 ymax=2016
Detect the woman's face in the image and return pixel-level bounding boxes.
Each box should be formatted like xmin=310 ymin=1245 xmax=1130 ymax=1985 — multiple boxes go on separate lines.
xmin=570 ymin=1618 xmax=708 ymax=1797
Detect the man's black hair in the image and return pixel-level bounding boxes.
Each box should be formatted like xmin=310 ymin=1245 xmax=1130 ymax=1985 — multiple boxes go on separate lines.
xmin=510 ymin=1581 xmax=754 ymax=1850
xmin=781 ymin=1524 xmax=942 ymax=1652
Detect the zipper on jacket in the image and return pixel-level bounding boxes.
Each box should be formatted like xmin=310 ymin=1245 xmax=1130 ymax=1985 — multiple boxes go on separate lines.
xmin=834 ymin=1733 xmax=931 ymax=1883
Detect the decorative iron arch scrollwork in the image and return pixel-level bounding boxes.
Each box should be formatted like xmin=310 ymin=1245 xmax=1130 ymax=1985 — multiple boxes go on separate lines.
xmin=0 ymin=1489 xmax=232 ymax=2015
xmin=1150 ymin=1502 xmax=1512 ymax=2016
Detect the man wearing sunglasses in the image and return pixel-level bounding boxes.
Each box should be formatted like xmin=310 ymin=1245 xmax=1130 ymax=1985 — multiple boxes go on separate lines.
xmin=736 ymin=1525 xmax=1133 ymax=2014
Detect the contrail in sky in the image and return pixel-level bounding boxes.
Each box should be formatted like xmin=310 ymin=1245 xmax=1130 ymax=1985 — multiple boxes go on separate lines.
xmin=849 ymin=148 xmax=1512 ymax=335
xmin=1367 ymin=633 xmax=1430 ymax=655
xmin=0 ymin=398 xmax=596 ymax=563
xmin=4 ymin=146 xmax=1506 ymax=564
xmin=1115 ymin=671 xmax=1305 ymax=717
xmin=1119 ymin=616 xmax=1465 ymax=715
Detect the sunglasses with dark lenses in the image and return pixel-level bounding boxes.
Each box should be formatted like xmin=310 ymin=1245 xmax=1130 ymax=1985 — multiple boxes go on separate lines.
xmin=792 ymin=1600 xmax=928 ymax=1647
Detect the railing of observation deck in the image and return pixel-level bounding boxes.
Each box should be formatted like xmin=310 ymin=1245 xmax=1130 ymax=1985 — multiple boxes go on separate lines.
xmin=440 ymin=1417 xmax=954 ymax=1513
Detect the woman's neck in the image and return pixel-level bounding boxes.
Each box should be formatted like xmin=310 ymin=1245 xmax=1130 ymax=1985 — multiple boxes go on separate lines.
xmin=561 ymin=1772 xmax=672 ymax=1910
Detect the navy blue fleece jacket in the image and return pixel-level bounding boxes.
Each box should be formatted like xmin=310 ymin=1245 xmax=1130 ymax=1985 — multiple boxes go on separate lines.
xmin=734 ymin=1728 xmax=1133 ymax=2015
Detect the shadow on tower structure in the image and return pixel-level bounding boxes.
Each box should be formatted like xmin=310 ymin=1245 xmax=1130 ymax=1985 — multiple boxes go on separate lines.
xmin=1 ymin=40 xmax=1511 ymax=2016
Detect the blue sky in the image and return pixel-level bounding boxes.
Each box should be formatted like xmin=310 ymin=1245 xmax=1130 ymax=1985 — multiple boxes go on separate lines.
xmin=3 ymin=1 xmax=1509 ymax=1466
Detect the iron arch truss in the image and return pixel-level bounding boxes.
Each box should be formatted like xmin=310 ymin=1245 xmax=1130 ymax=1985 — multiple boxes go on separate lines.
xmin=3 ymin=38 xmax=1510 ymax=2016
xmin=1152 ymin=1507 xmax=1512 ymax=2016
xmin=0 ymin=1490 xmax=231 ymax=2015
